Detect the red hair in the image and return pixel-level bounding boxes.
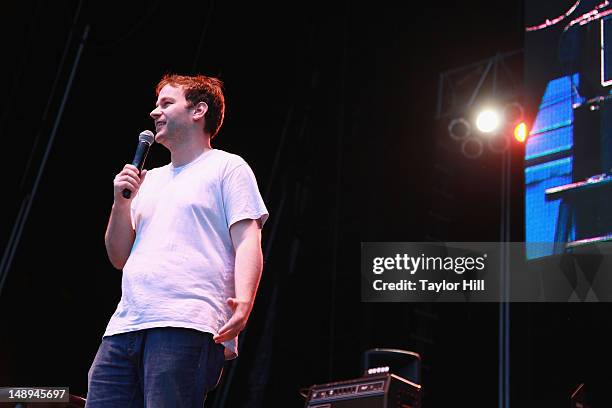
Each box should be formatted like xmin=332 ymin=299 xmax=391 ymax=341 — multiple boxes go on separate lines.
xmin=156 ymin=74 xmax=225 ymax=139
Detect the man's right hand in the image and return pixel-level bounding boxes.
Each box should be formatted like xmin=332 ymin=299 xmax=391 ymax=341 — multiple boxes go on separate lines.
xmin=113 ymin=164 xmax=147 ymax=203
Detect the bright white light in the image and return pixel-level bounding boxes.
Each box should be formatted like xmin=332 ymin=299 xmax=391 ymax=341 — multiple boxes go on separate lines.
xmin=475 ymin=109 xmax=501 ymax=134
xmin=367 ymin=366 xmax=390 ymax=375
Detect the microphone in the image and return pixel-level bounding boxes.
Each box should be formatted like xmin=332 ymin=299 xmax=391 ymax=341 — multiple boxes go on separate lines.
xmin=122 ymin=130 xmax=155 ymax=199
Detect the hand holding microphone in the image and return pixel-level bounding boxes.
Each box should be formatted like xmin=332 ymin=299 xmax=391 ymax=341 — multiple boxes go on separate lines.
xmin=113 ymin=130 xmax=154 ymax=202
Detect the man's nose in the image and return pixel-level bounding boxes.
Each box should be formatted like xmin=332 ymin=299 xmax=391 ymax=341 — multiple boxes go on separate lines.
xmin=150 ymin=107 xmax=161 ymax=119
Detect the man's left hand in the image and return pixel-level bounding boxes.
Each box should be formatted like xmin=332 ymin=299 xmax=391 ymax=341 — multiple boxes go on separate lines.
xmin=213 ymin=298 xmax=252 ymax=343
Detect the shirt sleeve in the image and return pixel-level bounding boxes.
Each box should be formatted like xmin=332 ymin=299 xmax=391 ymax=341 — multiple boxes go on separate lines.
xmin=222 ymin=162 xmax=269 ymax=229
xmin=130 ymin=190 xmax=140 ymax=230
xmin=129 ymin=168 xmax=150 ymax=231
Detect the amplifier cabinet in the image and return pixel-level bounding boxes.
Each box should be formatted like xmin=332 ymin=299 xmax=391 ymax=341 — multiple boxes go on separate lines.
xmin=305 ymin=373 xmax=421 ymax=408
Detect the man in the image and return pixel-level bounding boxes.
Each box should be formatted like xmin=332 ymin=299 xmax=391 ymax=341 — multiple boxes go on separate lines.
xmin=86 ymin=74 xmax=269 ymax=407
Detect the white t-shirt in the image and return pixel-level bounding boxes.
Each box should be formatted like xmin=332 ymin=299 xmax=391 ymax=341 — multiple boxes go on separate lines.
xmin=104 ymin=149 xmax=269 ymax=359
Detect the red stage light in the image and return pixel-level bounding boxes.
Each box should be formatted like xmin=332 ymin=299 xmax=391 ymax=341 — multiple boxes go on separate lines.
xmin=514 ymin=122 xmax=527 ymax=143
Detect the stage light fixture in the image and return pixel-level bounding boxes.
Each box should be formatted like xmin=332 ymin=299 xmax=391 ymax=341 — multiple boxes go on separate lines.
xmin=488 ymin=132 xmax=510 ymax=153
xmin=503 ymin=102 xmax=524 ymax=124
xmin=461 ymin=137 xmax=484 ymax=159
xmin=448 ymin=118 xmax=472 ymax=140
xmin=514 ymin=122 xmax=527 ymax=143
xmin=475 ymin=109 xmax=501 ymax=134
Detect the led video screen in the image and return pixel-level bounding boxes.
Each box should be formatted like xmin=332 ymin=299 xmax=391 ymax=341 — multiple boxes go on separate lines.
xmin=525 ymin=0 xmax=612 ymax=259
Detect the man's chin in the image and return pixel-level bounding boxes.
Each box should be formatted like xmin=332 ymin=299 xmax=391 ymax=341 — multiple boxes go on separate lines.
xmin=154 ymin=133 xmax=172 ymax=150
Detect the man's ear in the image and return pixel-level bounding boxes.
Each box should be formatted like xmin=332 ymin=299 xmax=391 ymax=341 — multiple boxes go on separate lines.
xmin=193 ymin=102 xmax=208 ymax=121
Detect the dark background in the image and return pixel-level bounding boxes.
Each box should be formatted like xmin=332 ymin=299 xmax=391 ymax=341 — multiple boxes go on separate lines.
xmin=1 ymin=1 xmax=609 ymax=407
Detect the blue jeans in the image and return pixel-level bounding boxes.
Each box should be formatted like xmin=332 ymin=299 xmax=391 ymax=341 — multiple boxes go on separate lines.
xmin=86 ymin=327 xmax=225 ymax=408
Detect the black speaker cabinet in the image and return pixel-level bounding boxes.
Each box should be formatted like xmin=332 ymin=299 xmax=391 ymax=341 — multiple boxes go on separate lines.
xmin=304 ymin=373 xmax=421 ymax=408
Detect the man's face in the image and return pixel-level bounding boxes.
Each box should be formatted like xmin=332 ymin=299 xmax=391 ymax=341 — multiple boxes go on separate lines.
xmin=150 ymin=84 xmax=192 ymax=145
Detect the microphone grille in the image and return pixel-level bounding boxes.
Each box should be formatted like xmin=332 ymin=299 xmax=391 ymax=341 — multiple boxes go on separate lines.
xmin=139 ymin=130 xmax=155 ymax=144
